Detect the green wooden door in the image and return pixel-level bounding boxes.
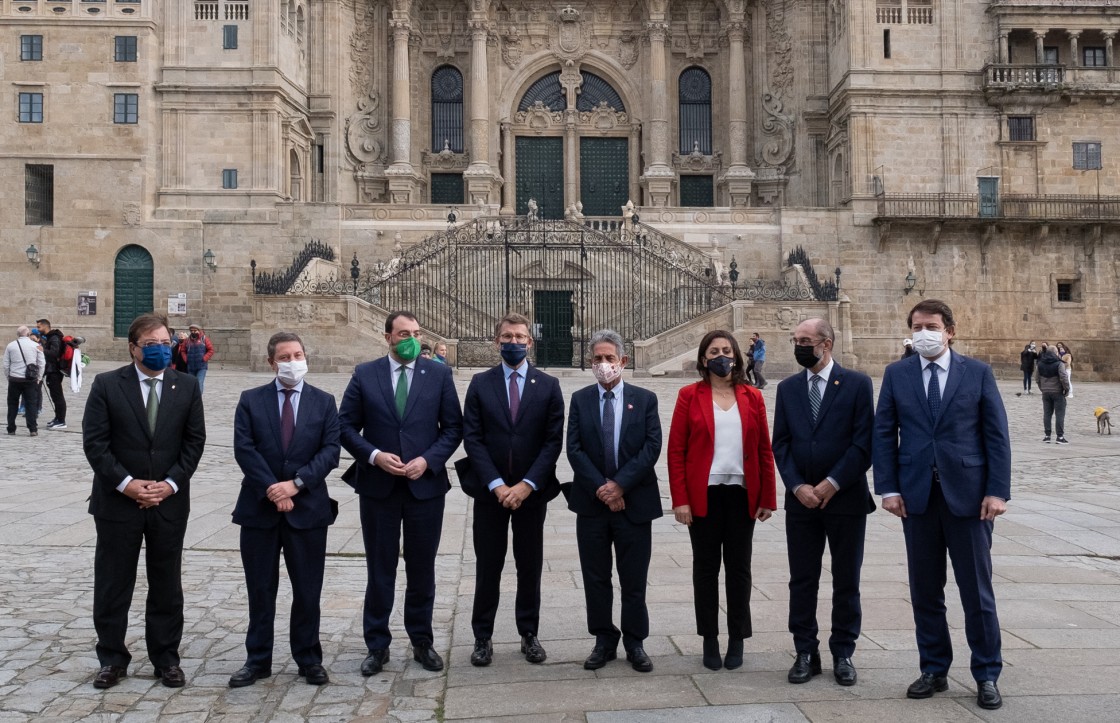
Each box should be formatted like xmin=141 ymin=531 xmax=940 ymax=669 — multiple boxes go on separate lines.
xmin=680 ymin=175 xmax=714 ymax=207
xmin=114 ymin=245 xmax=154 ymax=337
xmin=430 ymin=173 xmax=464 ymax=205
xmin=515 ymin=136 xmax=564 ymax=219
xmin=533 ymin=290 xmax=574 ymax=367
xmin=579 ymin=137 xmax=628 ymax=216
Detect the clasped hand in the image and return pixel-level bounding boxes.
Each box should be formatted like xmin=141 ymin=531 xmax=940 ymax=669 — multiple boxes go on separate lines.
xmin=124 ymin=479 xmax=173 ymax=509
xmin=267 ymin=480 xmax=299 ymax=513
xmin=494 ymin=481 xmax=532 ymax=510
xmin=375 ymin=452 xmax=428 ymax=480
xmin=795 ymin=480 xmax=838 ymax=510
xmin=597 ymin=481 xmax=626 ymax=513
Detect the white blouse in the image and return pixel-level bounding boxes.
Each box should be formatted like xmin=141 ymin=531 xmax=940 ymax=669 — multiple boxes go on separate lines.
xmin=709 ymin=402 xmax=744 ymax=486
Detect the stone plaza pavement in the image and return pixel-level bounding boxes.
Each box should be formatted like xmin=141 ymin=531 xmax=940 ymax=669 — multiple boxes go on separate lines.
xmin=2 ymin=364 xmax=1120 ymax=722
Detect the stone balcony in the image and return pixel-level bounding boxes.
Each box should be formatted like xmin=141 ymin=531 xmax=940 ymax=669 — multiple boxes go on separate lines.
xmin=983 ymin=63 xmax=1120 ymax=97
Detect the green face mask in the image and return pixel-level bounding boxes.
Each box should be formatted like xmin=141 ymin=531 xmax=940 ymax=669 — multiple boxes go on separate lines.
xmin=394 ymin=336 xmax=421 ymax=361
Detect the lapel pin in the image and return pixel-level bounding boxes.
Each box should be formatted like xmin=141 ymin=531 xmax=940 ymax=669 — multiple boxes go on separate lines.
xmin=531 ymin=378 xmax=536 ymax=384
xmin=627 ymin=404 xmax=634 ymax=410
xmin=833 ymin=380 xmax=839 ymax=386
xmin=420 ymin=369 xmax=426 ymax=375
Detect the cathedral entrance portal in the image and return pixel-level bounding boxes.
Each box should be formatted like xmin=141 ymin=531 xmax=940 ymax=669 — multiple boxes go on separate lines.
xmin=579 ymin=137 xmax=628 ymax=217
xmin=515 ymin=137 xmax=564 ymax=219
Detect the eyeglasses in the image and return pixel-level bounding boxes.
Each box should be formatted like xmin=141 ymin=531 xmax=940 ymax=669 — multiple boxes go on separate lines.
xmin=137 ymin=340 xmax=173 ymax=348
xmin=789 ymin=337 xmax=823 ymax=347
xmin=499 ymin=333 xmax=532 ymax=343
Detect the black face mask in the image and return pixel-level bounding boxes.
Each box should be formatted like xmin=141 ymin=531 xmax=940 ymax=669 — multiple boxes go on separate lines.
xmin=793 ymin=344 xmax=821 ymax=369
xmin=706 ymin=356 xmax=734 ymax=378
xmin=499 ymin=342 xmax=528 ymax=367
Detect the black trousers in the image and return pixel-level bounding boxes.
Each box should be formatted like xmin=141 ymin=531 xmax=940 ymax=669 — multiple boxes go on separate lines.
xmin=6 ymin=378 xmax=40 ymax=433
xmin=1042 ymin=392 xmax=1066 ymax=437
xmin=688 ymin=484 xmax=755 ymax=639
xmin=93 ymin=512 xmax=187 ymax=670
xmin=359 ymin=483 xmax=444 ymax=650
xmin=576 ymin=512 xmax=652 ymax=652
xmin=44 ymin=371 xmax=65 ymax=421
xmin=471 ymin=500 xmax=547 ymax=639
xmin=786 ymin=511 xmax=867 ymax=658
xmin=240 ymin=519 xmax=328 ymax=669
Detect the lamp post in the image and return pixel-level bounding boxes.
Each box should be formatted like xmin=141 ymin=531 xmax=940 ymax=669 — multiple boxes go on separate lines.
xmin=203 ymin=248 xmax=216 ymax=270
xmin=904 ymin=270 xmax=917 ymax=295
xmin=26 ymin=244 xmax=41 ymax=268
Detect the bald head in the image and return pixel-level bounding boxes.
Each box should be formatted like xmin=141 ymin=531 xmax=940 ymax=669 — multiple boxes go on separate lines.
xmin=16 ymin=326 xmax=30 ymax=337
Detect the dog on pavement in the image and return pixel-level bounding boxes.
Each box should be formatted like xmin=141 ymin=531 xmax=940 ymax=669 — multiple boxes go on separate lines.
xmin=1095 ymin=408 xmax=1113 ymax=435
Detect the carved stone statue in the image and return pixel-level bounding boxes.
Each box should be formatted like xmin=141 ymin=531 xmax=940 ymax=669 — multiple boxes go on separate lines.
xmin=526 ymin=198 xmax=538 ymax=222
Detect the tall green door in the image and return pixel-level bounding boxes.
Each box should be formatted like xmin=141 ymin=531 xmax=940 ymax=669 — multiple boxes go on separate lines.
xmin=534 ymin=290 xmax=574 ymax=367
xmin=114 ymin=245 xmax=154 ymax=337
xmin=515 ymin=137 xmax=564 ymax=219
xmin=579 ymin=137 xmax=628 ymax=216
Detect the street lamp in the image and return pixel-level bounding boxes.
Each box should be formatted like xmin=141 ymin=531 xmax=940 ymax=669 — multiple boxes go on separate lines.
xmin=203 ymin=248 xmax=217 ymax=270
xmin=904 ymin=270 xmax=917 ymax=295
xmin=26 ymin=244 xmax=41 ymax=268
xmin=729 ymin=257 xmax=740 ymax=288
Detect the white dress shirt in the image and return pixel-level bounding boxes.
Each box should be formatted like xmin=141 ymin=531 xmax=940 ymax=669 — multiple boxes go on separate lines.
xmin=793 ymin=359 xmax=840 ymax=495
xmin=118 ymin=364 xmax=178 ymax=494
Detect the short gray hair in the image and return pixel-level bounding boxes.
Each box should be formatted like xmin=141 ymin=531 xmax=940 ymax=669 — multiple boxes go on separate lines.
xmin=16 ymin=325 xmax=30 ymax=337
xmin=588 ymin=329 xmax=625 ymax=358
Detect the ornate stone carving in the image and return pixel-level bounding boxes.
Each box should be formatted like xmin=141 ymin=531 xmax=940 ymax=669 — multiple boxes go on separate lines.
xmin=578 ymin=101 xmax=629 ymax=130
xmin=672 ymin=146 xmax=723 ymax=173
xmin=346 ymin=93 xmax=387 ymax=167
xmin=123 ymin=203 xmax=141 ymax=226
xmin=501 ymin=30 xmax=523 ymax=68
xmin=760 ymin=92 xmax=795 ymax=170
xmin=618 ymin=31 xmax=639 ymax=68
xmin=347 ymin=0 xmax=376 ymax=98
xmin=553 ymin=4 xmax=588 ymax=60
xmin=422 ymin=142 xmax=471 ymax=170
xmin=765 ymin=0 xmax=794 ymax=98
xmin=514 ymin=101 xmax=564 ymax=132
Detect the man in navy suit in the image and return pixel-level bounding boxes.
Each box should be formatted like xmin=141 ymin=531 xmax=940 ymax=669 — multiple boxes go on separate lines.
xmin=772 ymin=318 xmax=874 ymax=687
xmin=83 ymin=313 xmax=205 ymax=690
xmin=459 ymin=312 xmax=565 ymax=667
xmin=339 ymin=311 xmax=463 ymax=676
xmin=229 ymin=332 xmax=340 ymax=688
xmin=873 ymin=299 xmax=1011 ymax=711
xmin=565 ymin=329 xmax=662 ymax=673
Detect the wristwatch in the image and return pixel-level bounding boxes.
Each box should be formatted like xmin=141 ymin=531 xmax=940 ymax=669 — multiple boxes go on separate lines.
xmin=293 ymin=477 xmax=305 ymax=490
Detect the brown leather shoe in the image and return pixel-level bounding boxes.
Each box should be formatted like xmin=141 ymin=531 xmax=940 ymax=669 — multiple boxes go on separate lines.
xmin=93 ymin=665 xmax=127 ymax=689
xmin=155 ymin=665 xmax=186 ymax=688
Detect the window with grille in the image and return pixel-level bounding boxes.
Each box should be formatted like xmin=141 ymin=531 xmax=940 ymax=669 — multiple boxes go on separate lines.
xmin=113 ymin=93 xmax=139 ymax=124
xmin=25 ymin=164 xmax=54 ymax=226
xmin=679 ymin=67 xmax=712 ymax=155
xmin=431 ymin=66 xmax=464 ymax=153
xmin=1073 ymin=142 xmax=1102 ymax=170
xmin=19 ymin=92 xmax=43 ymax=123
xmin=115 ymin=35 xmax=137 ymax=62
xmin=223 ymin=169 xmax=238 ymax=189
xmin=21 ymin=35 xmax=42 ymax=61
xmin=223 ymin=24 xmax=238 ymax=49
xmin=1008 ymin=116 xmax=1035 ymax=142
xmin=1083 ymin=47 xmax=1106 ymax=67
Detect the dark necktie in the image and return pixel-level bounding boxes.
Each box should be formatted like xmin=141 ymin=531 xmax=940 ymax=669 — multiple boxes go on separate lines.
xmin=602 ymin=390 xmax=617 ymax=478
xmin=280 ymin=388 xmax=296 ymax=452
xmin=395 ymin=366 xmax=408 ymax=418
xmin=145 ymin=378 xmax=159 ymax=433
xmin=509 ymin=371 xmax=520 ymax=421
xmin=927 ymin=363 xmax=942 ymax=420
xmin=809 ymin=374 xmax=822 ymax=423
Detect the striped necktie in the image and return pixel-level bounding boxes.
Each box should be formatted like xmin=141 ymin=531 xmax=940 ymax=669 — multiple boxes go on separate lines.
xmin=809 ymin=374 xmax=822 ymax=422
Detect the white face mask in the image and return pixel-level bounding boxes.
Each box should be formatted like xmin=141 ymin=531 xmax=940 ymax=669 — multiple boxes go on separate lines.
xmin=911 ymin=329 xmax=945 ymax=358
xmin=593 ymin=362 xmax=622 ymax=386
xmin=276 ymin=359 xmax=308 ymax=386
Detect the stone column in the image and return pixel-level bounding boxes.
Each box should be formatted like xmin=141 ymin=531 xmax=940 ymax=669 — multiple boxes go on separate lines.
xmin=1106 ymin=31 xmax=1116 ymax=67
xmin=386 ymin=6 xmax=421 ymax=203
xmin=565 ymin=112 xmax=578 ymax=214
xmin=464 ymin=6 xmax=498 ymax=205
xmin=500 ymin=121 xmax=514 ymax=215
xmin=998 ymin=31 xmax=1009 ymax=64
xmin=640 ymin=18 xmax=674 ymax=207
xmin=629 ymin=121 xmax=642 ymax=206
xmin=1068 ymin=30 xmax=1081 ymax=67
xmin=719 ymin=17 xmax=754 ymax=207
xmin=1034 ymin=30 xmax=1046 ymax=64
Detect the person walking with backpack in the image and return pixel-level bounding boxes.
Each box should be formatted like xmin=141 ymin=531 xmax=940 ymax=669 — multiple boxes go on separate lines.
xmin=181 ymin=323 xmax=215 ymax=393
xmin=36 ymin=319 xmax=67 ymax=429
xmin=5 ymin=326 xmax=46 ymax=436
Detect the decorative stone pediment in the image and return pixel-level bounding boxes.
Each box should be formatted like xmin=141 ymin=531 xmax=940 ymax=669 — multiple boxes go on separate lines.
xmin=673 ymin=145 xmax=723 ymax=173
xmin=514 ymin=101 xmax=564 ymax=131
xmin=422 ymin=141 xmax=471 ymax=170
xmin=578 ymin=101 xmax=628 ymax=131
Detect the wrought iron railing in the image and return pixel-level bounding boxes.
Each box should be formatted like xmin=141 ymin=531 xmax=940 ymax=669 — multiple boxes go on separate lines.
xmin=786 ymin=246 xmax=839 ymax=302
xmin=252 ymin=239 xmax=336 ymax=295
xmin=875 ymin=193 xmax=1120 ymax=220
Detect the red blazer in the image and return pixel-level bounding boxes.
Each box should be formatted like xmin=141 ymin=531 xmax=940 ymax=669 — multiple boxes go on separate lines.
xmin=667 ymin=381 xmax=777 ymax=519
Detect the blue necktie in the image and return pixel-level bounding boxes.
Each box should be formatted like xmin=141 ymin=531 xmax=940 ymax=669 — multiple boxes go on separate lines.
xmin=927 ymin=363 xmax=941 ymax=420
xmin=809 ymin=375 xmax=822 ymax=423
xmin=602 ymin=391 xmax=617 ymax=479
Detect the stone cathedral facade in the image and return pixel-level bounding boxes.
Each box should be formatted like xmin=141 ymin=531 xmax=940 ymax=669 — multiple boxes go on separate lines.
xmin=2 ymin=0 xmax=1118 ymax=376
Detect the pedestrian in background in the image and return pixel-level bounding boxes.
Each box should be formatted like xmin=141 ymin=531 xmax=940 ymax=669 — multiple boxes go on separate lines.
xmin=1056 ymin=342 xmax=1073 ymax=399
xmin=1037 ymin=345 xmax=1069 ymax=444
xmin=5 ymin=326 xmax=45 ymax=436
xmin=901 ymin=338 xmax=916 ymax=359
xmin=181 ymin=323 xmax=215 ymax=393
xmin=1019 ymin=341 xmax=1037 ymax=395
xmin=750 ymin=332 xmax=767 ymax=389
xmin=36 ymin=319 xmax=67 ymax=429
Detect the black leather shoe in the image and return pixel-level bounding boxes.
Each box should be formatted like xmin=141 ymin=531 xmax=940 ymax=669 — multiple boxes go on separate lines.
xmin=154 ymin=665 xmax=186 ymax=688
xmin=92 ymin=665 xmax=127 ymax=689
xmin=520 ymin=634 xmax=547 ymax=664
xmin=702 ymin=637 xmax=722 ymax=670
xmin=724 ymin=639 xmax=744 ymax=670
xmin=583 ymin=645 xmax=618 ymax=670
xmin=907 ymin=672 xmax=949 ymax=699
xmin=976 ymin=680 xmax=1002 ymax=710
xmin=298 ymin=664 xmax=329 ymax=685
xmin=361 ymin=648 xmax=389 ymax=676
xmin=626 ymin=647 xmax=653 ymax=673
xmin=470 ymin=638 xmax=493 ymax=667
xmin=787 ymin=651 xmax=822 ymax=684
xmin=228 ymin=665 xmax=271 ymax=688
xmin=833 ymin=656 xmax=857 ymax=686
xmin=413 ymin=643 xmax=444 ymax=671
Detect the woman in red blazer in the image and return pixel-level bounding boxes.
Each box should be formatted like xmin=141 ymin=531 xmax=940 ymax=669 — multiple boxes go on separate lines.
xmin=668 ymin=330 xmax=777 ymax=671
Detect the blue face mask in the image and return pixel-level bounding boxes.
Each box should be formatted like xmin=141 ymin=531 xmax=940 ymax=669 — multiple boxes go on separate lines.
xmin=500 ymin=342 xmax=528 ymax=367
xmin=706 ymin=355 xmax=734 ymax=378
xmin=141 ymin=344 xmax=172 ymax=372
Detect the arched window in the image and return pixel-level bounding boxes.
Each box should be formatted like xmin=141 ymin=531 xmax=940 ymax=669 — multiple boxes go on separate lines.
xmin=113 ymin=245 xmax=153 ymax=337
xmin=289 ymin=149 xmax=302 ymax=201
xmin=281 ymin=0 xmax=291 ymax=35
xmin=519 ymin=72 xmax=566 ymax=112
xmin=517 ymin=70 xmax=625 ymax=113
xmin=431 ymin=65 xmax=464 ymax=153
xmin=296 ymin=5 xmax=305 ymax=45
xmin=679 ymin=67 xmax=712 ymax=154
xmin=577 ymin=71 xmax=625 ymax=112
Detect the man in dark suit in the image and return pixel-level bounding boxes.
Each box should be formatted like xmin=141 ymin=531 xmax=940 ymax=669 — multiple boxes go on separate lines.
xmin=459 ymin=312 xmax=564 ymax=666
xmin=339 ymin=311 xmax=463 ymax=676
xmin=565 ymin=329 xmax=662 ymax=673
xmin=82 ymin=313 xmax=206 ymax=689
xmin=229 ymin=332 xmax=340 ymax=687
xmin=873 ymin=299 xmax=1011 ymax=711
xmin=772 ymin=318 xmax=874 ymax=687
